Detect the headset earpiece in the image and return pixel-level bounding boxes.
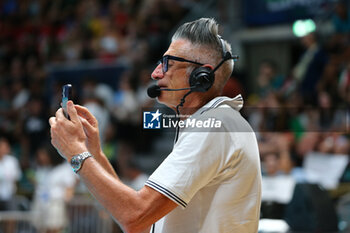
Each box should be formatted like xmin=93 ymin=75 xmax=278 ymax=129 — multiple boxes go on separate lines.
xmin=189 ymin=66 xmax=214 ymax=92
xmin=186 ymin=36 xmax=237 ymax=93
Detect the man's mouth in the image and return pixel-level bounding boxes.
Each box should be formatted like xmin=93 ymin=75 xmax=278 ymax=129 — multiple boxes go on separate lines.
xmin=158 ymin=84 xmax=167 ymax=89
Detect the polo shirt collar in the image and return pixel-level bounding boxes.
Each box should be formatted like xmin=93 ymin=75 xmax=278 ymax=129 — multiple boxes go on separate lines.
xmin=198 ymin=95 xmax=244 ymax=115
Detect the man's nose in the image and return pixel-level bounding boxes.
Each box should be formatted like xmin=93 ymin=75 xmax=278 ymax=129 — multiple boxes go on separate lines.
xmin=151 ymin=63 xmax=164 ymax=80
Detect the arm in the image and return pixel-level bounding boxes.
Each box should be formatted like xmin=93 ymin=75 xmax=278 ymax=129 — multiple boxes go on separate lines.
xmin=49 ymin=101 xmax=177 ymax=232
xmin=79 ymin=157 xmax=177 ymax=233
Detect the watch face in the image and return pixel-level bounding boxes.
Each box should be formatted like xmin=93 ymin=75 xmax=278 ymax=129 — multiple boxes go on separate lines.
xmin=71 ymin=156 xmax=81 ymax=171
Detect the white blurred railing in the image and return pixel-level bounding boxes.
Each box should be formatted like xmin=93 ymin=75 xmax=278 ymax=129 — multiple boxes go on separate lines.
xmin=0 ymin=195 xmax=118 ymax=233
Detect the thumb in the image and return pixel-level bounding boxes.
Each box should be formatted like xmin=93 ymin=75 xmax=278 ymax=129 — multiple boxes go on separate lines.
xmin=67 ymin=101 xmax=80 ymax=123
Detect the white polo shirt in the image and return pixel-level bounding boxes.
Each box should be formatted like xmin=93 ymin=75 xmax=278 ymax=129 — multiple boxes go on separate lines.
xmin=146 ymin=96 xmax=262 ymax=233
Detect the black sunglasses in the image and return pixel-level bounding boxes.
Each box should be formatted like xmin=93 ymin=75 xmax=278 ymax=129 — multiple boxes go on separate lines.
xmin=158 ymin=55 xmax=204 ymax=73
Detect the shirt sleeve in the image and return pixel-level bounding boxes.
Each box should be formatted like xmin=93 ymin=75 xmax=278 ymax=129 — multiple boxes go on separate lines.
xmin=145 ymin=129 xmax=233 ymax=209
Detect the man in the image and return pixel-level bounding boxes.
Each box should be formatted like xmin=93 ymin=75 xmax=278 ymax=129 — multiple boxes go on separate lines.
xmin=49 ymin=18 xmax=261 ymax=233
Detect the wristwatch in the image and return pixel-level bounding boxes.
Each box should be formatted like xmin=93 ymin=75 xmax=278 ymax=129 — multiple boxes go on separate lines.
xmin=70 ymin=152 xmax=93 ymax=173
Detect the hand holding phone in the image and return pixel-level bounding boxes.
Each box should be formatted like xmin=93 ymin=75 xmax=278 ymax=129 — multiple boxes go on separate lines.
xmin=62 ymin=84 xmax=72 ymax=119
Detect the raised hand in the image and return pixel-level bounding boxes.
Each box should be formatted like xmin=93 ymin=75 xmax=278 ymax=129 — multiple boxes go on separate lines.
xmin=49 ymin=101 xmax=88 ymax=161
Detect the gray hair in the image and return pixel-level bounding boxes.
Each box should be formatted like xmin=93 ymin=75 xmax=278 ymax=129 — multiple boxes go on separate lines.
xmin=172 ymin=18 xmax=231 ymax=61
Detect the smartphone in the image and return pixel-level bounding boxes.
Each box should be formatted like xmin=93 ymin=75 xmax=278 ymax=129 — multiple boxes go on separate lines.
xmin=62 ymin=84 xmax=72 ymax=119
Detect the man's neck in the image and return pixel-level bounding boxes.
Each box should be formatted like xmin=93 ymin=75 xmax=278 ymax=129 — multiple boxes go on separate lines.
xmin=176 ymin=93 xmax=219 ymax=119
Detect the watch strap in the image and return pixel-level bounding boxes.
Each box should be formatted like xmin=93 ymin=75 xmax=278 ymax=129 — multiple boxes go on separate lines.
xmin=71 ymin=151 xmax=93 ymax=173
xmin=80 ymin=151 xmax=92 ymax=160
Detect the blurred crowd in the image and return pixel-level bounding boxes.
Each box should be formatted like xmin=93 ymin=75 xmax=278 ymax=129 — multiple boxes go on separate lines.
xmin=0 ymin=0 xmax=350 ymax=232
xmin=0 ymin=0 xmax=193 ymax=179
xmin=248 ymin=4 xmax=350 ymax=177
xmin=0 ymin=0 xmax=195 ymax=232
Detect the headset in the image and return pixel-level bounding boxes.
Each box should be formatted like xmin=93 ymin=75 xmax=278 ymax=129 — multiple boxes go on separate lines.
xmin=147 ymin=35 xmax=239 ymax=116
xmin=188 ymin=35 xmax=237 ymax=92
xmin=147 ymin=35 xmax=238 ymax=98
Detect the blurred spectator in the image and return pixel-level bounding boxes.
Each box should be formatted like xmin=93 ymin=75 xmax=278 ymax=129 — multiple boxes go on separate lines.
xmin=318 ymin=91 xmax=335 ymax=130
xmin=249 ymin=92 xmax=289 ymax=132
xmin=317 ymin=60 xmax=340 ymax=102
xmin=11 ymin=81 xmax=29 ymax=112
xmin=262 ymin=152 xmax=282 ymax=176
xmin=329 ymin=1 xmax=350 ymax=57
xmin=292 ymin=32 xmax=328 ymax=104
xmin=112 ymin=71 xmax=139 ymax=141
xmin=31 ymin=143 xmax=76 ymax=233
xmin=317 ymin=133 xmax=350 ymax=155
xmin=19 ymin=97 xmax=49 ymax=166
xmin=332 ymin=2 xmax=350 ymax=34
xmin=259 ymin=133 xmax=294 ymax=175
xmin=295 ymin=133 xmax=320 ymax=159
xmin=0 ymin=137 xmax=22 ymax=233
xmin=338 ymin=60 xmax=350 ymax=103
xmin=97 ymin=17 xmax=121 ymax=62
xmin=95 ymin=83 xmax=115 ymax=110
xmin=256 ymin=60 xmax=285 ymax=98
xmin=0 ymin=137 xmax=22 ymax=210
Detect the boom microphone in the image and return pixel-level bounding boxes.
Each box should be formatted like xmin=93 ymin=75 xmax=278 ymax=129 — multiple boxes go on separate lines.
xmin=147 ymin=85 xmax=161 ymax=98
xmin=147 ymin=85 xmax=193 ymax=98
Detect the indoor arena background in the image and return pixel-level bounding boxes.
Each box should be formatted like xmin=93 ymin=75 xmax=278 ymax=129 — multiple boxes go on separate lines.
xmin=0 ymin=0 xmax=350 ymax=232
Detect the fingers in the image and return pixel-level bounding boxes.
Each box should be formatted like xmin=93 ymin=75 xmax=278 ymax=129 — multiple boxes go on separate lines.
xmin=80 ymin=116 xmax=96 ymax=135
xmin=55 ymin=108 xmax=65 ymax=120
xmin=67 ymin=100 xmax=80 ymax=123
xmin=75 ymin=105 xmax=98 ymax=127
xmin=49 ymin=116 xmax=58 ymax=149
xmin=48 ymin=116 xmax=56 ymax=126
